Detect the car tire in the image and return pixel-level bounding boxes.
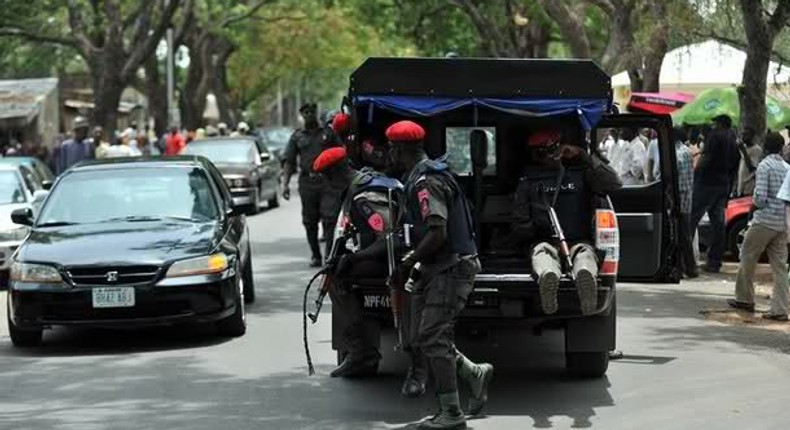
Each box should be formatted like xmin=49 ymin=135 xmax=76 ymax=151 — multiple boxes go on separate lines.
xmin=7 ymin=302 xmax=42 ymax=347
xmin=246 ymin=188 xmax=261 ymax=216
xmin=565 ymin=351 xmax=609 ymax=378
xmin=243 ymin=248 xmax=255 ymax=304
xmin=268 ymin=191 xmax=279 ymax=209
xmin=727 ymin=217 xmax=748 ymax=258
xmin=216 ymin=277 xmax=247 ymax=337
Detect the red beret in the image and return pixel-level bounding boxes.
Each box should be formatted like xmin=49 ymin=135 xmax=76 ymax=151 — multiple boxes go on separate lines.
xmin=332 ymin=113 xmax=351 ymax=135
xmin=528 ymin=130 xmax=561 ymax=147
xmin=385 ymin=120 xmax=426 ymax=143
xmin=313 ymin=147 xmax=347 ymax=172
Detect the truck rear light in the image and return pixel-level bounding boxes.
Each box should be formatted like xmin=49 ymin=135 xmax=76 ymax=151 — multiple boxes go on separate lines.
xmin=595 ymin=209 xmax=619 ymax=276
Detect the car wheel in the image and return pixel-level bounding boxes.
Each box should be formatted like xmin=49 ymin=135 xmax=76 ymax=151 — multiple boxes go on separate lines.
xmin=727 ymin=217 xmax=748 ymax=258
xmin=565 ymin=351 xmax=609 ymax=378
xmin=243 ymin=247 xmax=255 ymax=304
xmin=7 ymin=301 xmax=42 ymax=347
xmin=267 ymin=191 xmax=279 ymax=209
xmin=216 ymin=276 xmax=247 ymax=337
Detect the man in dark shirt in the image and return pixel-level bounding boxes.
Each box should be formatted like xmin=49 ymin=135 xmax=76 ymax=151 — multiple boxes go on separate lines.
xmin=690 ymin=114 xmax=741 ymax=273
xmin=54 ymin=116 xmax=94 ymax=175
xmin=282 ymin=103 xmax=340 ymax=267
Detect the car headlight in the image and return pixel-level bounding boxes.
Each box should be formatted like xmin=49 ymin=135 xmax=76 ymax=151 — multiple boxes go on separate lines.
xmin=10 ymin=262 xmax=63 ymax=283
xmin=0 ymin=226 xmax=29 ymax=242
xmin=225 ymin=177 xmax=248 ymax=188
xmin=166 ymin=253 xmax=229 ymax=278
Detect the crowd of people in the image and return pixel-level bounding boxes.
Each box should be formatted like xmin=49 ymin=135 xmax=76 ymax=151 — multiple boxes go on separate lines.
xmin=40 ymin=116 xmax=259 ymax=176
xmin=599 ymin=115 xmax=790 ymax=321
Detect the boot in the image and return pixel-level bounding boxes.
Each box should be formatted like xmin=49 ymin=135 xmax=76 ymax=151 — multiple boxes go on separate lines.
xmin=330 ymin=351 xmax=380 ymax=378
xmin=456 ymin=353 xmax=494 ymax=416
xmin=305 ymin=225 xmax=322 ymax=267
xmin=538 ymin=271 xmax=560 ymax=315
xmin=417 ymin=391 xmax=467 ymax=429
xmin=401 ymin=354 xmax=428 ymax=398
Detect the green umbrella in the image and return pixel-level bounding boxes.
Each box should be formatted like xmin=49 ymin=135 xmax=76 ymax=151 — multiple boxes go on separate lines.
xmin=671 ymin=87 xmax=790 ymax=130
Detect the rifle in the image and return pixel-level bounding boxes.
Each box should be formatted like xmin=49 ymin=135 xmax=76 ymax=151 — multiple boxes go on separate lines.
xmin=308 ymin=221 xmax=353 ymax=324
xmin=545 ymin=143 xmax=575 ymax=279
xmin=385 ymin=187 xmax=405 ymax=350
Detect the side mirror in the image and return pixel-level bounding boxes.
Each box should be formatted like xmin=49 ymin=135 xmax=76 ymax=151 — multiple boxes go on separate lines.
xmin=41 ymin=179 xmax=53 ymax=190
xmin=261 ymin=152 xmax=271 ymax=161
xmin=32 ymin=190 xmax=48 ymax=204
xmin=11 ymin=208 xmax=34 ymax=226
xmin=470 ymin=129 xmax=489 ymax=169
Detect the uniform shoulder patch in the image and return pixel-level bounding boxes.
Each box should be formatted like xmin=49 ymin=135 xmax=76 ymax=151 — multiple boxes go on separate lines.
xmin=367 ymin=212 xmax=385 ymax=232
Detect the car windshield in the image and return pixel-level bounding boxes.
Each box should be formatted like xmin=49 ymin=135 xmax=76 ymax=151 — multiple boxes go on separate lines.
xmin=38 ymin=167 xmax=219 ymax=225
xmin=262 ymin=128 xmax=292 ymax=150
xmin=0 ymin=170 xmax=26 ymax=204
xmin=184 ymin=140 xmax=256 ymax=164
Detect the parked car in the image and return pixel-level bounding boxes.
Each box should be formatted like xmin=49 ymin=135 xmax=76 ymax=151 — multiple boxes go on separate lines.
xmin=698 ymin=195 xmax=752 ymax=258
xmin=0 ymin=166 xmax=47 ymax=287
xmin=0 ymin=156 xmax=56 ymax=189
xmin=183 ymin=136 xmax=281 ymax=214
xmin=257 ymin=126 xmax=294 ymax=163
xmin=6 ymin=156 xmax=254 ymax=347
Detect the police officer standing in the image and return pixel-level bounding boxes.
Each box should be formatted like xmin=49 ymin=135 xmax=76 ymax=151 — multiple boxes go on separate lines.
xmin=387 ymin=120 xmax=493 ymax=429
xmin=282 ymin=103 xmax=341 ymax=267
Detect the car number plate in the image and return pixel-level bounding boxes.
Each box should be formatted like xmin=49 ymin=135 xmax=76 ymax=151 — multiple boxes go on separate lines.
xmin=92 ymin=287 xmax=135 ymax=308
xmin=363 ymin=294 xmax=391 ymax=309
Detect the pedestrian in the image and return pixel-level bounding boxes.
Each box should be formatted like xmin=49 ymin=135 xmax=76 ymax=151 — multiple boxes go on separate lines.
xmin=92 ymin=126 xmax=110 ymax=159
xmin=510 ymin=129 xmax=622 ymax=315
xmin=104 ymin=131 xmax=133 ymax=158
xmin=673 ymin=126 xmax=699 ymax=278
xmin=729 ymin=132 xmax=789 ymax=321
xmin=387 ymin=120 xmax=493 ymax=428
xmin=689 ymin=114 xmax=741 ymax=273
xmin=644 ymin=134 xmax=660 ymax=182
xmin=218 ymin=122 xmax=229 ymax=136
xmin=232 ymin=122 xmax=250 ymax=137
xmin=736 ymin=127 xmax=763 ymax=196
xmin=616 ymin=128 xmax=646 ymax=185
xmin=281 ymin=102 xmax=339 ymax=267
xmin=164 ymin=126 xmax=186 ymax=156
xmin=54 ymin=116 xmax=94 ymax=175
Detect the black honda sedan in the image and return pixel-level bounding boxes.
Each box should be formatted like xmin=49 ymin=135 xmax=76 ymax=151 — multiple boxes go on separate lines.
xmin=6 ymin=157 xmax=254 ymax=347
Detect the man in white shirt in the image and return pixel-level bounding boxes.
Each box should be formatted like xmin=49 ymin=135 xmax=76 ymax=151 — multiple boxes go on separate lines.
xmin=617 ymin=128 xmax=646 ymax=185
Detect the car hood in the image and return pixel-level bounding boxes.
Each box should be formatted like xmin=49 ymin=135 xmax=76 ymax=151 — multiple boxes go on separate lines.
xmin=18 ymin=221 xmax=222 ymax=267
xmin=0 ymin=203 xmax=30 ymax=232
xmin=213 ymin=162 xmax=254 ymax=176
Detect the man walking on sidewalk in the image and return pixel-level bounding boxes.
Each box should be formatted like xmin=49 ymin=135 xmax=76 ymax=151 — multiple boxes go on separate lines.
xmin=728 ymin=132 xmax=790 ymax=321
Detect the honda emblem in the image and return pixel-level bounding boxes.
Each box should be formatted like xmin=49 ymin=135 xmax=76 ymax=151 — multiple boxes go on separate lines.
xmin=105 ymin=271 xmax=119 ymax=282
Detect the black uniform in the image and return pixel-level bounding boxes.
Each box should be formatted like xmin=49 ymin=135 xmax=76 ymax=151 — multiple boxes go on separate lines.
xmin=402 ymin=159 xmax=480 ymax=394
xmin=330 ymin=170 xmax=402 ymax=361
xmin=283 ymin=126 xmax=343 ymax=259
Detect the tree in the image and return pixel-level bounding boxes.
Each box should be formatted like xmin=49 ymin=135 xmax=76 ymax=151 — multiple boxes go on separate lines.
xmin=737 ymin=0 xmax=790 ymax=140
xmin=0 ymin=0 xmax=182 ymax=133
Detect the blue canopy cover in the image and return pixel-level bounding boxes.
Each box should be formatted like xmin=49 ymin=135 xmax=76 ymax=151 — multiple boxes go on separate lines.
xmin=354 ymin=95 xmax=611 ymax=130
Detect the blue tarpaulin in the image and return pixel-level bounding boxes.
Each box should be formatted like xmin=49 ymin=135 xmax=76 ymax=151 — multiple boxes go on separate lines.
xmin=354 ymin=95 xmax=611 ymax=129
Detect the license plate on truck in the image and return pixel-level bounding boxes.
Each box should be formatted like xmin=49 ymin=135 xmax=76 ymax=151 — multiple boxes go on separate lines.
xmin=92 ymin=287 xmax=135 ymax=308
xmin=363 ymin=294 xmax=391 ymax=309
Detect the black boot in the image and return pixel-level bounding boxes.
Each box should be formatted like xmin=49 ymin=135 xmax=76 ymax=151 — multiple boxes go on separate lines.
xmin=417 ymin=391 xmax=467 ymax=429
xmin=456 ymin=353 xmax=494 ymax=416
xmin=330 ymin=351 xmax=381 ymax=378
xmin=305 ymin=225 xmax=321 ymax=266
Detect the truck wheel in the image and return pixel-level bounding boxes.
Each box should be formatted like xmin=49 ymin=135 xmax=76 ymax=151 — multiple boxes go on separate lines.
xmin=566 ymin=351 xmax=609 ymax=378
xmin=7 ymin=302 xmax=42 ymax=347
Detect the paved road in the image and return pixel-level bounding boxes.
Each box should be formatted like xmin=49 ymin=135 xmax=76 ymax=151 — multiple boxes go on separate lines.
xmin=1 ymin=197 xmax=790 ymax=430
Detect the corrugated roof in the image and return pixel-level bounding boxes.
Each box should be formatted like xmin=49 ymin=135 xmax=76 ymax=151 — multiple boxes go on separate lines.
xmin=0 ymin=77 xmax=58 ymax=121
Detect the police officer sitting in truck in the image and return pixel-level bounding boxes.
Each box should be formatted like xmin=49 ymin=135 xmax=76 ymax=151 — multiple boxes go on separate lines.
xmin=511 ymin=129 xmax=622 ymax=316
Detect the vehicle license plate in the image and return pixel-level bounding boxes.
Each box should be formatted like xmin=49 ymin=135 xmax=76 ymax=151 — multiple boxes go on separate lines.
xmin=92 ymin=287 xmax=135 ymax=308
xmin=363 ymin=294 xmax=390 ymax=309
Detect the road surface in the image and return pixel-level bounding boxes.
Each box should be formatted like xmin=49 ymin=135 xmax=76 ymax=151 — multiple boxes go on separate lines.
xmin=1 ymin=196 xmax=789 ymax=430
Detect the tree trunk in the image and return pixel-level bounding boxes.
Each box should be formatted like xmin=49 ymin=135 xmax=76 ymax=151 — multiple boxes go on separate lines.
xmin=740 ymin=44 xmax=771 ymax=139
xmin=90 ymin=55 xmax=125 ymax=136
xmin=144 ymin=56 xmax=168 ymax=136
xmin=212 ymin=41 xmax=237 ymax=126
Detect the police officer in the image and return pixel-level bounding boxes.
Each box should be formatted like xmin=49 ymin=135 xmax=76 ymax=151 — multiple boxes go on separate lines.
xmin=387 ymin=120 xmax=493 ymax=429
xmin=282 ymin=103 xmax=341 ymax=267
xmin=511 ymin=130 xmax=621 ymax=316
